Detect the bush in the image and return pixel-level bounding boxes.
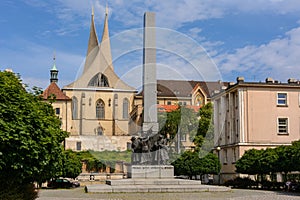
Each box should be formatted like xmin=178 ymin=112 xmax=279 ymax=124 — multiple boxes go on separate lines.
xmin=0 ymin=182 xmax=38 ymax=200
xmin=224 ymin=177 xmax=256 ymax=189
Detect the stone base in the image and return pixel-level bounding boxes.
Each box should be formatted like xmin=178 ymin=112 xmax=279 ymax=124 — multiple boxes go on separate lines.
xmin=130 ymin=165 xmax=174 ymax=179
xmin=86 ymin=178 xmax=231 ymax=193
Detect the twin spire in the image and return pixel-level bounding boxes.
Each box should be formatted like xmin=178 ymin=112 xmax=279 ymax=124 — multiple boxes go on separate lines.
xmin=85 ymin=4 xmax=111 ymax=61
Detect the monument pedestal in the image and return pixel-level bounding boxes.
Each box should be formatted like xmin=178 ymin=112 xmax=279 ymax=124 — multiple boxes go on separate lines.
xmin=130 ymin=165 xmax=174 ymax=179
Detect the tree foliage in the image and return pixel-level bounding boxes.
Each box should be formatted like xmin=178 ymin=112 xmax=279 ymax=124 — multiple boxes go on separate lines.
xmin=0 ymin=71 xmax=69 ymax=198
xmin=61 ymin=150 xmax=82 ymax=179
xmin=172 ymin=151 xmax=220 ymax=179
xmin=235 ymin=140 xmax=300 ymax=180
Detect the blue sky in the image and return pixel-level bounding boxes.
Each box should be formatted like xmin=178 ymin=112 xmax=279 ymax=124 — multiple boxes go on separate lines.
xmin=1 ymin=0 xmax=300 ymax=89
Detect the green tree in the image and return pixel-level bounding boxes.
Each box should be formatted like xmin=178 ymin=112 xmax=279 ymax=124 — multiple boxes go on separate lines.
xmin=194 ymin=102 xmax=213 ymax=152
xmin=61 ymin=150 xmax=82 ymax=179
xmin=0 ymin=71 xmax=68 ymax=199
xmin=172 ymin=151 xmax=220 ymax=179
xmin=235 ymin=149 xmax=263 ymax=175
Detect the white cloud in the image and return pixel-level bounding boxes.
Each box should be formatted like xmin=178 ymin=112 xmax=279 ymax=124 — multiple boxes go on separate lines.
xmin=215 ymin=26 xmax=300 ymax=82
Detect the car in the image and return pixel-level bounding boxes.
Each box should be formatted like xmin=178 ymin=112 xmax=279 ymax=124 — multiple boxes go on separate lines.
xmin=47 ymin=178 xmax=80 ymax=189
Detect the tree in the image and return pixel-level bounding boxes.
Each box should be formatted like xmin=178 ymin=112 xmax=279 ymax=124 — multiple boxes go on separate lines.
xmin=172 ymin=151 xmax=220 ymax=179
xmin=61 ymin=150 xmax=82 ymax=179
xmin=194 ymin=102 xmax=214 ymax=152
xmin=0 ymin=71 xmax=68 ymax=199
xmin=235 ymin=149 xmax=263 ymax=175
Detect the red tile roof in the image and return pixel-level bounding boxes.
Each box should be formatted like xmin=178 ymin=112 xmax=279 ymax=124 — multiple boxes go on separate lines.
xmin=157 ymin=105 xmax=201 ymax=112
xmin=43 ymin=82 xmax=70 ymax=100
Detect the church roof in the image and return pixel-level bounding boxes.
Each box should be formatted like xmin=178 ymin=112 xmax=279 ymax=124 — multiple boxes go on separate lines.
xmin=43 ymin=82 xmax=70 ymax=100
xmin=64 ymin=5 xmax=135 ymax=92
xmin=85 ymin=6 xmax=99 ymax=62
xmin=137 ymin=80 xmax=228 ymax=98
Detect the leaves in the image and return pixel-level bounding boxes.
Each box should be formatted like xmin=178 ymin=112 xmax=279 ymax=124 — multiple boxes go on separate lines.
xmin=0 ymin=71 xmax=68 ymax=184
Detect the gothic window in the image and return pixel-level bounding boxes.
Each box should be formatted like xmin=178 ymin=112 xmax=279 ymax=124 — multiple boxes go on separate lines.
xmin=88 ymin=73 xmax=109 ymax=87
xmin=195 ymin=94 xmax=203 ymax=106
xmin=123 ymin=98 xmax=129 ymax=119
xmin=96 ymin=99 xmax=105 ymax=119
xmin=72 ymin=97 xmax=78 ymax=119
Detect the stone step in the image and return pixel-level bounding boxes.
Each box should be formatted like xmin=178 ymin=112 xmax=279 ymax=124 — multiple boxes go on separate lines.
xmin=106 ymin=179 xmax=202 ymax=186
xmin=86 ymin=183 xmax=231 ymax=193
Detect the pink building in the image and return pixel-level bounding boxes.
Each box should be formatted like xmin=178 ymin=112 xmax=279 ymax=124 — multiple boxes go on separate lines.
xmin=212 ymin=77 xmax=300 ymax=183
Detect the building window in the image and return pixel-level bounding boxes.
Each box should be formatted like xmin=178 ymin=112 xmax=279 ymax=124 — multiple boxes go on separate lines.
xmin=224 ymin=149 xmax=228 ymax=164
xmin=167 ymin=101 xmax=171 ymax=105
xmin=76 ymin=142 xmax=81 ymax=151
xmin=88 ymin=73 xmax=109 ymax=87
xmin=55 ymin=108 xmax=60 ymax=115
xmin=278 ymin=118 xmax=288 ymax=134
xmin=72 ymin=97 xmax=78 ymax=119
xmin=123 ymin=98 xmax=129 ymax=119
xmin=277 ymin=93 xmax=287 ymax=106
xmin=96 ymin=99 xmax=105 ymax=119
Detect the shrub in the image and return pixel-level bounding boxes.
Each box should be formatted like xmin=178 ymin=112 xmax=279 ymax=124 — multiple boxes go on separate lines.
xmin=224 ymin=177 xmax=256 ymax=189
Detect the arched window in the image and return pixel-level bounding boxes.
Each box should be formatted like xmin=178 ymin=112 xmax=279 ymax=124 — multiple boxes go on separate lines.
xmin=96 ymin=99 xmax=105 ymax=119
xmin=123 ymin=98 xmax=129 ymax=119
xmin=88 ymin=73 xmax=109 ymax=87
xmin=72 ymin=97 xmax=78 ymax=119
xmin=195 ymin=94 xmax=203 ymax=107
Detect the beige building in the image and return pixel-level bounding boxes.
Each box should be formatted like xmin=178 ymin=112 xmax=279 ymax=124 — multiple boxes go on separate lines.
xmin=130 ymin=79 xmax=226 ymax=149
xmin=44 ymin=7 xmax=137 ymax=152
xmin=213 ymin=77 xmax=300 ymax=183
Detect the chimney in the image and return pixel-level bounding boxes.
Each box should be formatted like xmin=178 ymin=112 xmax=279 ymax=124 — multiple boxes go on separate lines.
xmin=265 ymin=77 xmax=274 ymax=83
xmin=288 ymin=78 xmax=297 ymax=84
xmin=237 ymin=77 xmax=244 ymax=83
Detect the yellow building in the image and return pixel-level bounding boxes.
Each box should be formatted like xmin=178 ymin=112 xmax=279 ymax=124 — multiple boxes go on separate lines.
xmin=44 ymin=7 xmax=137 ymax=151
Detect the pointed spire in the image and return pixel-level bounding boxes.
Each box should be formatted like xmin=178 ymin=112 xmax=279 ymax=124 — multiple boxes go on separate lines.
xmin=50 ymin=52 xmax=58 ymax=83
xmin=86 ymin=6 xmax=99 ymax=58
xmin=100 ymin=3 xmax=113 ymax=69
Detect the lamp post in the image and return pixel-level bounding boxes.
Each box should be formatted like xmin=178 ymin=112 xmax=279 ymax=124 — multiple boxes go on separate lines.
xmin=216 ymin=146 xmax=221 ymax=185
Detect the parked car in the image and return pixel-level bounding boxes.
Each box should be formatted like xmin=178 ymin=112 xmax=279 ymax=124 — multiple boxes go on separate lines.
xmin=47 ymin=178 xmax=80 ymax=188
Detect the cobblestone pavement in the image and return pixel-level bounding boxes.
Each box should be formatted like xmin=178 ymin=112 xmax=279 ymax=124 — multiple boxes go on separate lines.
xmin=37 ymin=187 xmax=300 ymax=200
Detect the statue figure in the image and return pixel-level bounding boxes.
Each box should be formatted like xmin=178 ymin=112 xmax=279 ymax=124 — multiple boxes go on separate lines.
xmin=131 ymin=132 xmax=170 ymax=165
xmin=154 ymin=134 xmax=169 ymax=165
xmin=131 ymin=136 xmax=141 ymax=165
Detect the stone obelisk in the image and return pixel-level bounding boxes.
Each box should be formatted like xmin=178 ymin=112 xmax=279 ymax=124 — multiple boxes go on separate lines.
xmin=142 ymin=12 xmax=158 ymax=136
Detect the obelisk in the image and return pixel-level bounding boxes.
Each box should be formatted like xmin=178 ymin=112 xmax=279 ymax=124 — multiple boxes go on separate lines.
xmin=142 ymin=12 xmax=158 ymax=136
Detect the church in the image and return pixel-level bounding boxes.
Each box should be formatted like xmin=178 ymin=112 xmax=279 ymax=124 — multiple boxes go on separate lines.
xmin=43 ymin=7 xmax=223 ymax=152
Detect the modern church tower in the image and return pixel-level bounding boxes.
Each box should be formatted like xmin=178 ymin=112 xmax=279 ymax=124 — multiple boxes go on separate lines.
xmin=61 ymin=5 xmax=137 ymax=151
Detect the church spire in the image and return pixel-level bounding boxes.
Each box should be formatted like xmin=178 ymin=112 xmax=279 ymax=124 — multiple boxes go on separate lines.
xmin=100 ymin=3 xmax=113 ymax=69
xmin=50 ymin=52 xmax=58 ymax=83
xmin=86 ymin=6 xmax=99 ymax=57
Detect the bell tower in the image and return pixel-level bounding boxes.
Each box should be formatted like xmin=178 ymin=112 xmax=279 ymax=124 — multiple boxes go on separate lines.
xmin=50 ymin=54 xmax=58 ymax=83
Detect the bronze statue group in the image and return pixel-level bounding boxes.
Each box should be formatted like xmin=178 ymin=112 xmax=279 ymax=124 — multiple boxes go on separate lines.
xmin=131 ymin=132 xmax=169 ymax=165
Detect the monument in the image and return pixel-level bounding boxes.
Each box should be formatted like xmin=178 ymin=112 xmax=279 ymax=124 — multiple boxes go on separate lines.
xmin=130 ymin=12 xmax=173 ymax=179
xmin=85 ymin=12 xmax=230 ymax=193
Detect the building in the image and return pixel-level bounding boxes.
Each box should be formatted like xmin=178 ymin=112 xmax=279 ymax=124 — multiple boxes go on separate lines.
xmin=42 ymin=7 xmax=227 ymax=153
xmin=43 ymin=7 xmax=137 ymax=152
xmin=130 ymin=79 xmax=227 ymax=149
xmin=212 ymin=77 xmax=300 ymax=183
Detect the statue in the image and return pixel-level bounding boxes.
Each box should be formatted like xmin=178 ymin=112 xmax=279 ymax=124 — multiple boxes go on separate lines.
xmin=131 ymin=130 xmax=169 ymax=165
xmin=154 ymin=134 xmax=169 ymax=165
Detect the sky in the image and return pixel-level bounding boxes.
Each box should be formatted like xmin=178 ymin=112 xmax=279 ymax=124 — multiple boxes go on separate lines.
xmin=1 ymin=0 xmax=300 ymax=90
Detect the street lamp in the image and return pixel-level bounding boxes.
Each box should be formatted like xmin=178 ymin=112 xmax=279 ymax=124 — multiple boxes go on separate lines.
xmin=216 ymin=146 xmax=221 ymax=185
